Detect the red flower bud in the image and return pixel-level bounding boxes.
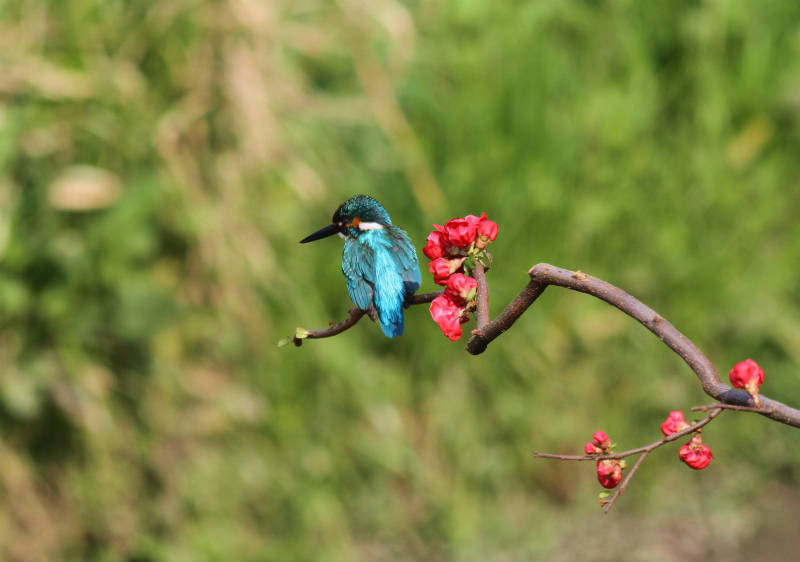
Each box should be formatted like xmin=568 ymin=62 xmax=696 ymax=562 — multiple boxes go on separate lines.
xmin=428 ymin=258 xmax=452 ymax=285
xmin=592 ymin=431 xmax=610 ymax=448
xmin=729 ymin=358 xmax=764 ymax=388
xmin=443 ymin=216 xmax=479 ymax=248
xmin=678 ymin=434 xmax=713 ymax=470
xmin=477 ymin=215 xmax=498 ymax=242
xmin=429 ymin=294 xmax=468 ymax=341
xmin=584 ymin=442 xmax=602 ymax=455
xmin=729 ymin=359 xmax=764 ymax=406
xmin=445 ymin=273 xmax=477 ymax=303
xmin=596 ymin=459 xmax=623 ymax=489
xmin=660 ymin=410 xmax=691 ymax=436
xmin=422 ymin=230 xmax=447 ymax=260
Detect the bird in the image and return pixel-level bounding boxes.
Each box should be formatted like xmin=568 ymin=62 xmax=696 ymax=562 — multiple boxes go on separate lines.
xmin=300 ymin=195 xmax=421 ymax=337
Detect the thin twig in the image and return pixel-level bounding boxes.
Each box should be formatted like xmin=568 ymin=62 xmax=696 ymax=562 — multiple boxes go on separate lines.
xmin=473 ymin=261 xmax=490 ymax=329
xmin=535 ymin=408 xmax=723 ymax=513
xmin=533 ymin=407 xmax=723 ymax=461
xmin=293 ymin=307 xmax=365 ymax=346
xmin=691 ymin=403 xmax=767 ymax=413
xmin=290 ymin=291 xmax=441 ymax=345
xmin=603 ymin=450 xmax=651 ymax=514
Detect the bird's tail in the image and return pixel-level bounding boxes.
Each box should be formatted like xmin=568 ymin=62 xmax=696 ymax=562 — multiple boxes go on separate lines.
xmin=378 ymin=311 xmax=405 ymax=338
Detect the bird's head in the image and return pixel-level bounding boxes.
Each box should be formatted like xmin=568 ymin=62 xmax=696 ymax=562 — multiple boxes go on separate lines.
xmin=300 ymin=195 xmax=392 ymax=243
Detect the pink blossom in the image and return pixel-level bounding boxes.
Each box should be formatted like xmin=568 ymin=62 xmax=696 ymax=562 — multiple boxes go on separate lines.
xmin=429 ymin=294 xmax=467 ymax=341
xmin=443 ymin=216 xmax=478 ymax=248
xmin=428 ymin=258 xmax=452 ymax=285
xmin=660 ymin=410 xmax=691 ymax=436
xmin=592 ymin=431 xmax=610 ymax=449
xmin=477 ymin=215 xmax=498 ymax=241
xmin=729 ymin=359 xmax=764 ymax=389
xmin=729 ymin=359 xmax=764 ymax=405
xmin=445 ymin=273 xmax=477 ymax=303
xmin=678 ymin=434 xmax=714 ymax=470
xmin=584 ymin=442 xmax=602 ymax=455
xmin=596 ymin=459 xmax=623 ymax=489
xmin=422 ymin=230 xmax=447 ymax=260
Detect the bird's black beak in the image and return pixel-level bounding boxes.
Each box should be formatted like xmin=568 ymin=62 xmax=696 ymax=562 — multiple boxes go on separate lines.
xmin=300 ymin=223 xmax=340 ymax=243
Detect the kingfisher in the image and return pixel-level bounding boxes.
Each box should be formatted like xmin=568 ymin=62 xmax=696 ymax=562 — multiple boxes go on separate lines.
xmin=300 ymin=195 xmax=421 ymax=337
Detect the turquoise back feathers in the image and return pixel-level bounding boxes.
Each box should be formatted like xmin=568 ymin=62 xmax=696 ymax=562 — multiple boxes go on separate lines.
xmin=300 ymin=195 xmax=421 ymax=338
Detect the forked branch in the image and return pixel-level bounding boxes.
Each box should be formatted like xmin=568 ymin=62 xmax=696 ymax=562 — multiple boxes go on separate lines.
xmin=534 ymin=407 xmax=724 ymax=513
xmin=467 ymin=263 xmax=800 ymax=429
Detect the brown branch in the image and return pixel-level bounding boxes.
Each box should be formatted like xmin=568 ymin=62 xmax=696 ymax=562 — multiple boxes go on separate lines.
xmin=603 ymin=449 xmax=651 ymax=514
xmin=290 ymin=291 xmax=441 ymax=346
xmin=533 ymin=407 xmax=722 ymax=461
xmin=466 ymin=278 xmax=547 ymax=351
xmin=535 ymin=407 xmax=723 ymax=513
xmin=691 ymin=403 xmax=766 ymax=413
xmin=292 ymin=307 xmax=365 ymax=346
xmin=468 ymin=263 xmax=800 ymax=429
xmin=473 ymin=261 xmax=490 ymax=330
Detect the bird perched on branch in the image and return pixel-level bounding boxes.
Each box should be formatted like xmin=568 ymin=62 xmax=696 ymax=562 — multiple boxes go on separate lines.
xmin=300 ymin=195 xmax=421 ymax=337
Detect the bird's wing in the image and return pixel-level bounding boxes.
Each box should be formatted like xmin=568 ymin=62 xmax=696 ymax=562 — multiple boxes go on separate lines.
xmin=341 ymin=240 xmax=375 ymax=311
xmin=390 ymin=229 xmax=421 ymax=298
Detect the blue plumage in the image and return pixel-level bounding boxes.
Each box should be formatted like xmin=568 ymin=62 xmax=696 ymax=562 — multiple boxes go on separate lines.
xmin=300 ymin=195 xmax=421 ymax=337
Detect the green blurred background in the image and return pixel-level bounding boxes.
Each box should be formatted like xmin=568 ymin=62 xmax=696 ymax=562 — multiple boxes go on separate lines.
xmin=2 ymin=0 xmax=800 ymax=560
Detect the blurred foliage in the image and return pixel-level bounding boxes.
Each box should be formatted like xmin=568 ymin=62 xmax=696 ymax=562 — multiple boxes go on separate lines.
xmin=1 ymin=0 xmax=800 ymax=560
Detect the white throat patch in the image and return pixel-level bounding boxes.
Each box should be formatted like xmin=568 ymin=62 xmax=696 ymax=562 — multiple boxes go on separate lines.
xmin=358 ymin=222 xmax=384 ymax=231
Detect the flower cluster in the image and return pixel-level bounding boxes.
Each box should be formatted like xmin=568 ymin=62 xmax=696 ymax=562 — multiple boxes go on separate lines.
xmin=584 ymin=430 xmax=624 ymax=489
xmin=729 ymin=358 xmax=765 ymax=407
xmin=429 ymin=274 xmax=476 ymax=342
xmin=659 ymin=410 xmax=713 ymax=470
xmin=424 ymin=213 xmax=498 ymax=341
xmin=584 ymin=430 xmax=611 ymax=455
xmin=572 ymin=361 xmax=766 ymax=506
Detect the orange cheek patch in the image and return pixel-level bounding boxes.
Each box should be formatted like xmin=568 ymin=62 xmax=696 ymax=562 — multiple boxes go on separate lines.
xmin=350 ymin=216 xmax=361 ymax=228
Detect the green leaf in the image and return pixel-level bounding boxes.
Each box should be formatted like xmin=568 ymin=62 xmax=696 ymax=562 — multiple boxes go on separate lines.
xmin=598 ymin=491 xmax=611 ymax=499
xmin=294 ymin=327 xmax=310 ymax=339
xmin=463 ymin=255 xmax=476 ymax=275
xmin=277 ymin=337 xmax=293 ymax=348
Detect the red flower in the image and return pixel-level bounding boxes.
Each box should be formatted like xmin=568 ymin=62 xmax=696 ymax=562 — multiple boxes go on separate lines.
xmin=430 ymin=294 xmax=467 ymax=341
xmin=427 ymin=257 xmax=465 ymax=285
xmin=477 ymin=215 xmax=498 ymax=242
xmin=729 ymin=358 xmax=764 ymax=388
xmin=660 ymin=410 xmax=691 ymax=436
xmin=592 ymin=431 xmax=610 ymax=449
xmin=445 ymin=273 xmax=477 ymax=303
xmin=443 ymin=216 xmax=479 ymax=248
xmin=584 ymin=442 xmax=602 ymax=455
xmin=596 ymin=459 xmax=623 ymax=489
xmin=678 ymin=434 xmax=714 ymax=470
xmin=729 ymin=359 xmax=764 ymax=406
xmin=428 ymin=258 xmax=452 ymax=285
xmin=422 ymin=230 xmax=447 ymax=260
